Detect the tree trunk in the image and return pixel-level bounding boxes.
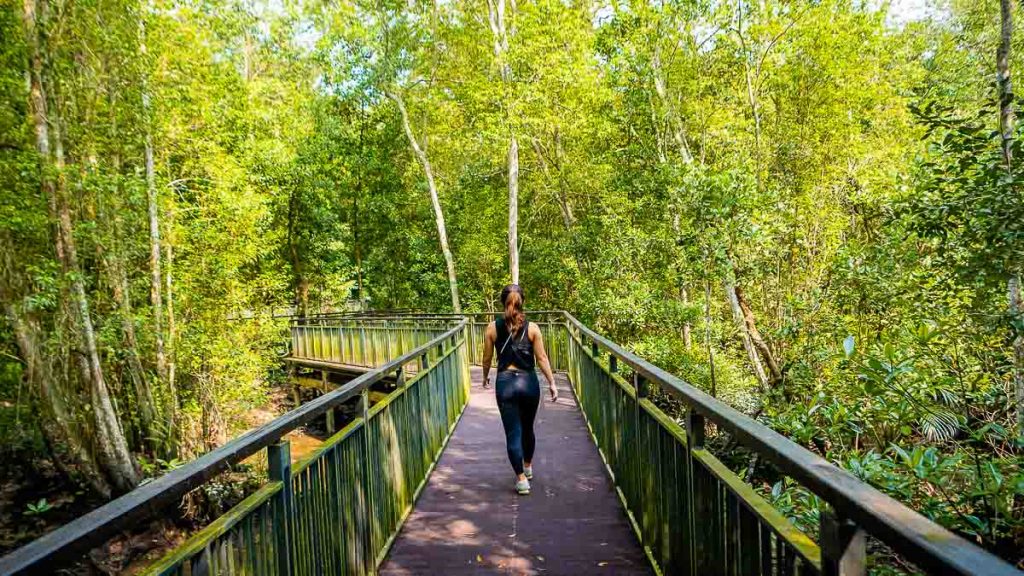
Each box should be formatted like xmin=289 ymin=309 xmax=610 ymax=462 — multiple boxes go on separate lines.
xmin=145 ymin=132 xmax=167 ymax=381
xmin=726 ymin=280 xmax=770 ymax=390
xmin=101 ymin=215 xmax=157 ymax=448
xmin=140 ymin=20 xmax=167 ymax=384
xmin=998 ymin=0 xmax=1014 ymax=170
xmin=0 ymin=247 xmax=112 ymax=498
xmin=353 ymin=194 xmax=364 ymax=307
xmin=56 ymin=125 xmax=140 ymax=493
xmin=23 ymin=0 xmax=138 ymax=492
xmin=681 ymin=285 xmax=693 ymax=347
xmin=1011 ymin=275 xmax=1023 ymax=428
xmin=704 ymin=278 xmax=718 ymax=398
xmin=673 ymin=212 xmax=693 ymax=347
xmin=287 ymin=188 xmax=309 ymax=317
xmin=487 ymin=0 xmax=521 ymax=284
xmin=165 ymin=242 xmax=178 ymax=449
xmin=651 ymin=41 xmax=692 ymax=164
xmin=508 ymin=134 xmax=520 ymax=284
xmin=734 ymin=284 xmax=783 ymax=386
xmin=388 ymin=91 xmax=462 ymax=313
xmin=107 ymin=123 xmax=159 ymax=449
xmin=996 ymin=0 xmax=1023 ymax=427
xmin=139 ymin=28 xmax=167 ymax=388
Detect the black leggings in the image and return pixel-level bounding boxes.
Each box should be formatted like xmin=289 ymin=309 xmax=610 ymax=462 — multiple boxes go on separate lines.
xmin=495 ymin=369 xmax=541 ymax=475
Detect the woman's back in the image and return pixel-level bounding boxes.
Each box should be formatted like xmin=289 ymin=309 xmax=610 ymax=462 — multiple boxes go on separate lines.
xmin=495 ymin=316 xmax=535 ymax=372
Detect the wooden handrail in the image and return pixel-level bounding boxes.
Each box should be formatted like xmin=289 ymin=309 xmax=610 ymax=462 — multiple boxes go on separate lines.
xmin=0 ymin=320 xmax=468 ymax=575
xmin=562 ymin=311 xmax=1019 ymax=576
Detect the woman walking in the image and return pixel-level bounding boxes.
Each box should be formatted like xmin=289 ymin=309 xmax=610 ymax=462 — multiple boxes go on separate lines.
xmin=481 ymin=284 xmax=558 ymax=495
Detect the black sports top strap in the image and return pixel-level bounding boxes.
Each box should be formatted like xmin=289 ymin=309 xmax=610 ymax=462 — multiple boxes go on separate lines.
xmin=495 ymin=317 xmax=535 ymax=372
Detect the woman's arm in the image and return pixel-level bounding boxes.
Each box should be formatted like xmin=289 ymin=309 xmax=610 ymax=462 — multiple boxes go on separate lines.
xmin=530 ymin=324 xmax=558 ymax=401
xmin=481 ymin=322 xmax=496 ymax=388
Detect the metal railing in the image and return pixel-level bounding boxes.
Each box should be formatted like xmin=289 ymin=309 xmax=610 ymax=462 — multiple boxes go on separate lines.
xmin=0 ymin=319 xmax=470 ymax=575
xmin=562 ymin=311 xmax=1019 ymax=576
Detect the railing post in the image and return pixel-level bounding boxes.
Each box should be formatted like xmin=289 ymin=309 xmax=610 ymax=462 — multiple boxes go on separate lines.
xmin=396 ymin=366 xmax=405 ymax=388
xmin=323 ymin=370 xmax=335 ymax=433
xmin=821 ymin=508 xmax=866 ymax=576
xmin=609 ymin=355 xmax=618 ymax=373
xmin=268 ymin=440 xmax=293 ymax=575
xmin=686 ymin=410 xmax=704 ymax=448
xmin=686 ymin=409 xmax=713 ymax=573
xmin=633 ymin=372 xmax=646 ymax=546
xmin=420 ymin=353 xmax=429 ymax=371
xmin=357 ymin=389 xmax=375 ymax=574
xmin=634 ymin=372 xmax=647 ymax=399
xmin=359 ymin=326 xmax=367 ymax=366
xmin=591 ymin=339 xmax=600 ymax=358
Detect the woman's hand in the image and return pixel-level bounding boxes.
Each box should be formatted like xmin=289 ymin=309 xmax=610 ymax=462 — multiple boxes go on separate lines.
xmin=548 ymin=382 xmax=558 ymax=402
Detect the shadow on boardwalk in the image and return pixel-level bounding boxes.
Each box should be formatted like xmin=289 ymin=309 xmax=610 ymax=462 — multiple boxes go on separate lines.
xmin=380 ymin=367 xmax=651 ymax=576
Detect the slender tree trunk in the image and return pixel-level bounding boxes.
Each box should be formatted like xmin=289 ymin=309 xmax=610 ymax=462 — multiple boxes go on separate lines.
xmin=108 ymin=117 xmax=159 ymax=448
xmin=508 ymin=134 xmax=520 ymax=284
xmin=145 ymin=134 xmax=167 ymax=380
xmin=141 ymin=20 xmax=167 ymax=384
xmin=996 ymin=0 xmax=1023 ymax=427
xmin=165 ymin=241 xmax=178 ymax=449
xmin=726 ymin=280 xmax=770 ymax=390
xmin=487 ymin=0 xmax=521 ymax=284
xmin=23 ymin=0 xmax=137 ymax=492
xmin=673 ymin=212 xmax=693 ymax=347
xmin=354 ymin=105 xmax=365 ymax=308
xmin=704 ymin=277 xmax=717 ymax=398
xmin=681 ymin=285 xmax=692 ymax=347
xmin=388 ymin=91 xmax=462 ymax=313
xmin=100 ymin=211 xmax=157 ymax=446
xmin=287 ymin=188 xmax=309 ymax=316
xmin=736 ymin=0 xmax=763 ymax=192
xmin=353 ymin=194 xmax=364 ymax=307
xmin=1010 ymin=276 xmax=1024 ymax=428
xmin=998 ymin=0 xmax=1014 ymax=170
xmin=734 ymin=284 xmax=783 ymax=385
xmin=651 ymin=42 xmax=692 ymax=164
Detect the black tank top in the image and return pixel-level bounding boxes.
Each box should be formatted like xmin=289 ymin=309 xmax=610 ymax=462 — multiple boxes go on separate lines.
xmin=495 ymin=317 xmax=534 ymax=372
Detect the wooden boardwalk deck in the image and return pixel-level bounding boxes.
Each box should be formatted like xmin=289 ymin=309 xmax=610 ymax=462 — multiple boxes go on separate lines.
xmin=380 ymin=367 xmax=651 ymax=576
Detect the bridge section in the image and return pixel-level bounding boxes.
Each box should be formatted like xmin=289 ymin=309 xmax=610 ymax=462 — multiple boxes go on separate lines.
xmin=0 ymin=312 xmax=1019 ymax=576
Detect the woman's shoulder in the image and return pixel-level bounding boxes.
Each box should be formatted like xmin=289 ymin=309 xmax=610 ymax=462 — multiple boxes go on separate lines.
xmin=527 ymin=320 xmax=541 ymax=337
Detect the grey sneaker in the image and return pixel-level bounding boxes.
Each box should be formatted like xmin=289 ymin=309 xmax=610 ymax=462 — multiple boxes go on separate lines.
xmin=524 ymin=465 xmax=533 ymax=480
xmin=515 ymin=478 xmax=531 ymax=495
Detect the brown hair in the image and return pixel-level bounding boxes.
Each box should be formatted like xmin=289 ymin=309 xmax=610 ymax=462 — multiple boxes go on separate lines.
xmin=501 ymin=284 xmax=525 ymax=334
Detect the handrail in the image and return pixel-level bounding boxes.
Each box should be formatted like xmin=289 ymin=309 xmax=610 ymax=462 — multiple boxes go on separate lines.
xmin=563 ymin=311 xmax=1018 ymax=576
xmin=0 ymin=320 xmax=468 ymax=575
xmin=290 ymin=310 xmax=568 ymax=323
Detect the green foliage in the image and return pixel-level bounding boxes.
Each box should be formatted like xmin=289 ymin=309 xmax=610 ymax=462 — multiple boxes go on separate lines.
xmin=1 ymin=0 xmax=1023 ymax=567
xmin=23 ymin=499 xmax=51 ymax=517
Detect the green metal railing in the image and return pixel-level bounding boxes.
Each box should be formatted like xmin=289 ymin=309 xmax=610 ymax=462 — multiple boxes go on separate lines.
xmin=146 ymin=324 xmax=469 ymax=575
xmin=289 ymin=317 xmax=457 ymax=368
xmin=2 ymin=311 xmax=1019 ymax=576
xmin=289 ymin=312 xmax=569 ymax=371
xmin=562 ymin=312 xmax=1019 ymax=576
xmin=566 ymin=319 xmax=818 ymax=575
xmin=0 ymin=319 xmax=470 ymax=576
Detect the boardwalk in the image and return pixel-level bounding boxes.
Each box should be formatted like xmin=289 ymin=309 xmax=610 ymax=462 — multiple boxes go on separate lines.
xmin=380 ymin=367 xmax=651 ymax=575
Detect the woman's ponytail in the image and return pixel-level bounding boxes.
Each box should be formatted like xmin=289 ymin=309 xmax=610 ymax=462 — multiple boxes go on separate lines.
xmin=501 ymin=284 xmax=525 ymax=334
